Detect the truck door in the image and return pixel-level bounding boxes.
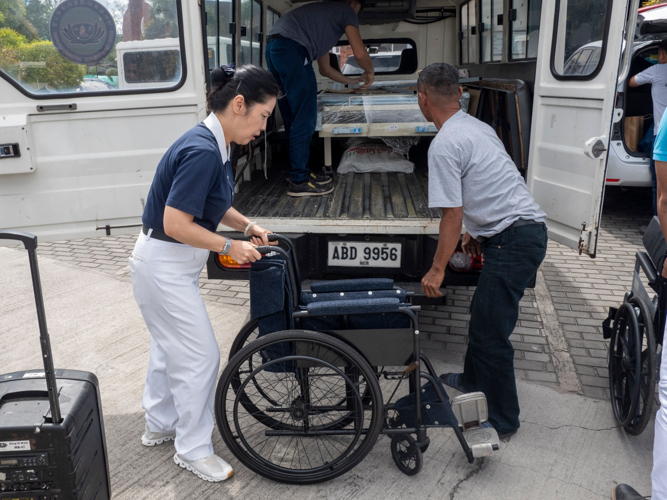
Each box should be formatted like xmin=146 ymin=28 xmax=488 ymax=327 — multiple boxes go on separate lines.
xmin=527 ymin=0 xmax=638 ymax=256
xmin=0 ymin=0 xmax=206 ymax=240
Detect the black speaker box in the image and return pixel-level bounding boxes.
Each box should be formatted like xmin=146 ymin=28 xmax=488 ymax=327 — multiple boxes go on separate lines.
xmin=0 ymin=231 xmax=110 ymax=500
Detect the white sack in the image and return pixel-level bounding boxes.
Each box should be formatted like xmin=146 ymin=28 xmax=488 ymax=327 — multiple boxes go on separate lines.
xmin=338 ymin=143 xmax=414 ymax=174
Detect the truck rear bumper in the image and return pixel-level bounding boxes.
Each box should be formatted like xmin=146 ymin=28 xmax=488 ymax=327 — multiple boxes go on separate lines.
xmin=207 ymin=232 xmax=482 ymax=287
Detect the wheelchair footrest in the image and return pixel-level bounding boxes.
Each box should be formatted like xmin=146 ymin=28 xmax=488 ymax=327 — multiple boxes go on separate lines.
xmin=464 ymin=427 xmax=500 ymax=458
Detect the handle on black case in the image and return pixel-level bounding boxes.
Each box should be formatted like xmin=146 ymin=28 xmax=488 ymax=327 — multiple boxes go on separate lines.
xmin=0 ymin=230 xmax=62 ymax=423
xmin=0 ymin=230 xmax=38 ymax=250
xmin=255 ymin=245 xmax=272 ymax=254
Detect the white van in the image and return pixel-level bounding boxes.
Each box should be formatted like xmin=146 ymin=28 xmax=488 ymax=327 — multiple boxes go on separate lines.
xmin=0 ymin=0 xmax=641 ymax=284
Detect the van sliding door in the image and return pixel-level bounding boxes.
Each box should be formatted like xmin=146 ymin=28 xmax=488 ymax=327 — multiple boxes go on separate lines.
xmin=527 ymin=0 xmax=638 ymax=256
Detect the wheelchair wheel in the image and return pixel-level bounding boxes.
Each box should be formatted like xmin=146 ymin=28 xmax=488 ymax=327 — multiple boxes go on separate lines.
xmin=609 ymin=297 xmax=657 ymax=434
xmin=228 ymin=318 xmax=260 ymax=361
xmin=229 ymin=319 xmax=373 ymax=432
xmin=390 ymin=435 xmax=423 ymax=476
xmin=216 ymin=330 xmax=384 ymax=484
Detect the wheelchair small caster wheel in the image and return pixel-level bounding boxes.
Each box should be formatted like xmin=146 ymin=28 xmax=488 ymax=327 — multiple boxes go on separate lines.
xmin=390 ymin=435 xmax=423 ymax=476
xmin=418 ymin=437 xmax=430 ymax=454
xmin=387 ymin=416 xmax=404 ymax=429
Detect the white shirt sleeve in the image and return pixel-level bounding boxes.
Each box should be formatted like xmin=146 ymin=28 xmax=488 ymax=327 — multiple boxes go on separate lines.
xmin=635 ymin=64 xmax=658 ymax=86
xmin=428 ymin=151 xmax=463 ymax=209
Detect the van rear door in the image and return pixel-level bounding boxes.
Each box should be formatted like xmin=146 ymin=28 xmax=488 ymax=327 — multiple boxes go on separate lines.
xmin=527 ymin=0 xmax=638 ymax=256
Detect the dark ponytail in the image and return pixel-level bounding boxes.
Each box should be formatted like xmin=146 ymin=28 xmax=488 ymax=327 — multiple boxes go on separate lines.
xmin=207 ymin=63 xmax=281 ymax=114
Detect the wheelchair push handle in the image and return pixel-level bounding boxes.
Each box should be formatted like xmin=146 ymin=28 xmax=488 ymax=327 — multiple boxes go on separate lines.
xmin=262 ymin=233 xmax=301 ymax=284
xmin=254 ymin=244 xmax=300 ymax=311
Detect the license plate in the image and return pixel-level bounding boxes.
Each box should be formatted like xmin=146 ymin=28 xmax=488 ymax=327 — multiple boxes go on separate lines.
xmin=327 ymin=242 xmax=401 ymax=268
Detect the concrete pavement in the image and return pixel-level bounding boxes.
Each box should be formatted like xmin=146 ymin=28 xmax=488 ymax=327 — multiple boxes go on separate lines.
xmin=0 ymin=245 xmax=655 ymax=499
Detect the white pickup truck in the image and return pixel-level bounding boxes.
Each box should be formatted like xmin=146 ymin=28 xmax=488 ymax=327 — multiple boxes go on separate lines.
xmin=0 ymin=0 xmax=643 ymax=285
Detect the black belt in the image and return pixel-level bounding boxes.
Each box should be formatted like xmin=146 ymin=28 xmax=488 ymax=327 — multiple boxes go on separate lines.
xmin=267 ymin=34 xmax=288 ymax=43
xmin=142 ymin=225 xmax=183 ymax=244
xmin=477 ymin=219 xmax=544 ymax=243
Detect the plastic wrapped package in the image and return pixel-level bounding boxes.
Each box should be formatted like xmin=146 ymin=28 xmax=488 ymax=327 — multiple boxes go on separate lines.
xmin=317 ymin=94 xmax=436 ymax=136
xmin=378 ymin=137 xmax=419 ymax=158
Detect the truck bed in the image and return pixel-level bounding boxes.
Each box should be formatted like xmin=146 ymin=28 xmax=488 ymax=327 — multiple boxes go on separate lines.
xmin=233 ymin=163 xmax=439 ymax=223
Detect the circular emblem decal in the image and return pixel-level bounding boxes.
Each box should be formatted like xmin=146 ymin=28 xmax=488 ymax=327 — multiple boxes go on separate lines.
xmin=50 ymin=0 xmax=117 ymax=64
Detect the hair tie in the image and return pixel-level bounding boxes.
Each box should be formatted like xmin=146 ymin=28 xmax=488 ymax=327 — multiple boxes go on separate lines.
xmin=220 ymin=63 xmax=235 ymax=76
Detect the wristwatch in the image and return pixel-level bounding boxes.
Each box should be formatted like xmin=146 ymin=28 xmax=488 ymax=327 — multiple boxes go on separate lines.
xmin=220 ymin=237 xmax=232 ymax=256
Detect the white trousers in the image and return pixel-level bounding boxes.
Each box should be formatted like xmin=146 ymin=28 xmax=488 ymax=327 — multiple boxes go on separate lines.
xmin=654 ymin=329 xmax=667 ymax=499
xmin=129 ymin=232 xmax=220 ymax=461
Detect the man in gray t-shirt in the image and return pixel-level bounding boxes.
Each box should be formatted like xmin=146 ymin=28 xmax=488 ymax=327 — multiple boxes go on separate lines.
xmin=418 ymin=63 xmax=548 ymax=438
xmin=266 ymin=0 xmax=375 ymax=197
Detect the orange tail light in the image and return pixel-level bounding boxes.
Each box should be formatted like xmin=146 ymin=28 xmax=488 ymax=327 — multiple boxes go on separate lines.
xmin=217 ymin=254 xmax=251 ymax=269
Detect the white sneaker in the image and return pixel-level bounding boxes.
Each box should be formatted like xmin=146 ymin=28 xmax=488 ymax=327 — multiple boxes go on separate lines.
xmin=173 ymin=453 xmax=234 ymax=482
xmin=141 ymin=423 xmax=176 ymax=447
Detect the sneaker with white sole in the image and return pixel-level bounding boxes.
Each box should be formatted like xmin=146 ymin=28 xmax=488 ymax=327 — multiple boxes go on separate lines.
xmin=141 ymin=423 xmax=176 ymax=447
xmin=173 ymin=453 xmax=234 ymax=482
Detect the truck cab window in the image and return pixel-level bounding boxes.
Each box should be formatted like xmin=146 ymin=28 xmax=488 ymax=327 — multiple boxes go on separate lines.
xmin=551 ymin=0 xmax=611 ymax=79
xmin=239 ymin=0 xmax=262 ymax=66
xmin=510 ymin=0 xmax=542 ymax=59
xmin=460 ymin=0 xmax=478 ymax=65
xmin=481 ymin=0 xmax=503 ymax=62
xmin=205 ymin=0 xmax=234 ymax=70
xmin=0 ymin=0 xmax=185 ymax=96
xmin=266 ymin=7 xmax=280 ymax=35
xmin=330 ymin=40 xmax=417 ymax=76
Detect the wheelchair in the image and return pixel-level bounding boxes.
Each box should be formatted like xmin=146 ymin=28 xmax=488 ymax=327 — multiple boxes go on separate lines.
xmin=214 ymin=234 xmax=500 ymax=484
xmin=603 ymin=216 xmax=665 ymax=435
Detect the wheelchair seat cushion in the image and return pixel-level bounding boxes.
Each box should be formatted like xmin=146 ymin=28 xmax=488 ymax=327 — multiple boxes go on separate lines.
xmin=307 ymin=297 xmax=401 ymax=316
xmin=309 ymin=278 xmax=394 ymax=293
xmin=301 ymin=288 xmax=406 ymax=305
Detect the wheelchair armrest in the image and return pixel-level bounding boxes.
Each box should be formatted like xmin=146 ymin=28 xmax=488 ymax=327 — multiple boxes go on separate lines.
xmin=636 ymin=251 xmax=658 ymax=286
xmin=309 ymin=278 xmax=395 ymax=293
xmin=305 ymin=297 xmax=400 ymax=316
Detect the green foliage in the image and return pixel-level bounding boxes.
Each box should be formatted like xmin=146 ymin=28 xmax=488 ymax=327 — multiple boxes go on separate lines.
xmin=143 ymin=0 xmax=178 ymax=39
xmin=0 ymin=26 xmax=27 ymax=47
xmin=0 ymin=28 xmax=24 ymax=78
xmin=24 ymin=0 xmax=58 ymax=40
xmin=17 ymin=40 xmax=86 ymax=89
xmin=0 ymin=0 xmax=39 ymax=39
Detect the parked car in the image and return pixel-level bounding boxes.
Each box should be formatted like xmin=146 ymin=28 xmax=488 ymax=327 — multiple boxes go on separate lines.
xmin=605 ymin=5 xmax=667 ymax=187
xmin=341 ymin=52 xmax=402 ymax=75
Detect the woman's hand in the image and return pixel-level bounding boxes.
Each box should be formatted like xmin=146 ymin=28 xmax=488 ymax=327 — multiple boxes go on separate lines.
xmin=247 ymin=224 xmax=274 ymax=246
xmin=228 ymin=240 xmax=261 ymax=264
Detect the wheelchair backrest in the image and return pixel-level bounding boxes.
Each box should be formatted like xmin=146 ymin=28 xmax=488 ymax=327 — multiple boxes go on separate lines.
xmin=643 ymin=216 xmax=667 ymax=268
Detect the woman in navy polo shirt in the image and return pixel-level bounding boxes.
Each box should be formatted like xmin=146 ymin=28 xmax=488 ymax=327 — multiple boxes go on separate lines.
xmin=129 ymin=64 xmax=280 ymax=482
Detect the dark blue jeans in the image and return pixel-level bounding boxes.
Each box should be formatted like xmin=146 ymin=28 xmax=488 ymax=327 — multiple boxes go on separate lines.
xmin=266 ymin=39 xmax=317 ymax=184
xmin=462 ymin=222 xmax=548 ymax=434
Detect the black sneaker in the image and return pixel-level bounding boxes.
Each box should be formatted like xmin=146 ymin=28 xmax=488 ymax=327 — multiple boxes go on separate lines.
xmin=287 ymin=180 xmax=334 ymax=197
xmin=310 ymin=171 xmax=332 ymax=185
xmin=613 ymin=484 xmax=646 ymax=500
